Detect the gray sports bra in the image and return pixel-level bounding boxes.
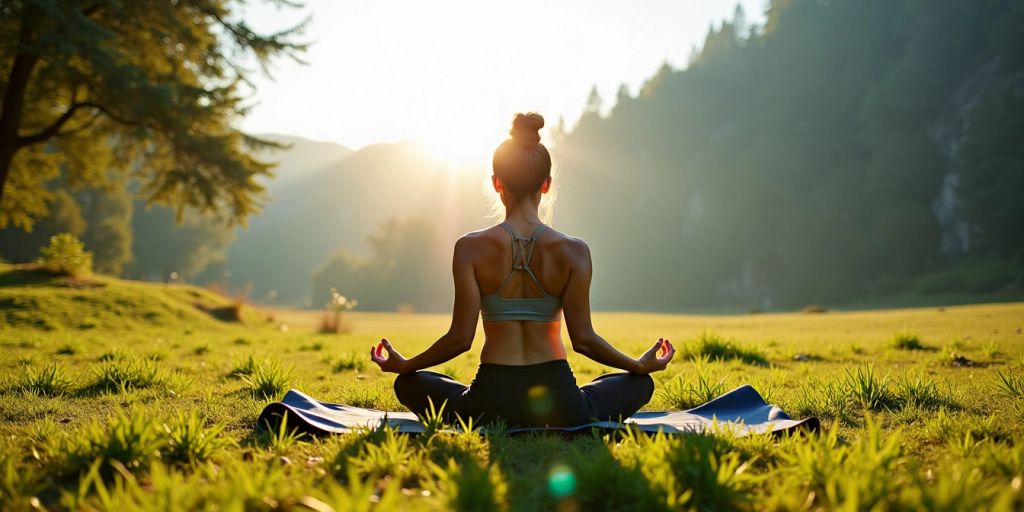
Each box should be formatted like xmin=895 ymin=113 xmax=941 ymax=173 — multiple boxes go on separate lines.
xmin=479 ymin=222 xmax=563 ymax=322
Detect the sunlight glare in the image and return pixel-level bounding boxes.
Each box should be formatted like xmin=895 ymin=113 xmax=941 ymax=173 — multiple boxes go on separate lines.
xmin=414 ymin=118 xmax=507 ymax=167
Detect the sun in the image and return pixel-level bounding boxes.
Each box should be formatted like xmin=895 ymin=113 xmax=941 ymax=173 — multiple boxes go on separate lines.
xmin=414 ymin=120 xmax=507 ymax=168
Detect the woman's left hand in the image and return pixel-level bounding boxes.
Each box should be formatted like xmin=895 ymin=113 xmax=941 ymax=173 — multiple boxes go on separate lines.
xmin=370 ymin=338 xmax=410 ymax=374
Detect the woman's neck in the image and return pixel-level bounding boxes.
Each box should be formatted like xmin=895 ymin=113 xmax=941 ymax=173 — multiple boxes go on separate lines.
xmin=503 ymin=199 xmax=543 ymax=227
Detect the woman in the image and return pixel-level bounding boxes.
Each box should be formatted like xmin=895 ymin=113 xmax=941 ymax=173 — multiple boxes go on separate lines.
xmin=369 ymin=112 xmax=675 ymax=428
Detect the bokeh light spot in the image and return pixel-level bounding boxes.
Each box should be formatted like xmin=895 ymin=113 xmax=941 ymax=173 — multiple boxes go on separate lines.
xmin=547 ymin=464 xmax=576 ymax=498
xmin=527 ymin=385 xmax=553 ymax=417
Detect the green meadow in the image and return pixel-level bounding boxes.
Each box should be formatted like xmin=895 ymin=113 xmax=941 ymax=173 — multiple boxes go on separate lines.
xmin=1 ymin=263 xmax=1022 ymax=511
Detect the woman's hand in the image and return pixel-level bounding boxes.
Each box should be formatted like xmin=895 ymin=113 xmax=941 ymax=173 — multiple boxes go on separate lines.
xmin=634 ymin=338 xmax=675 ymax=374
xmin=370 ymin=338 xmax=410 ymax=374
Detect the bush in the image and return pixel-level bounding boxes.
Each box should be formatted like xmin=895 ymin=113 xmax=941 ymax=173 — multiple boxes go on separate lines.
xmin=37 ymin=233 xmax=93 ymax=277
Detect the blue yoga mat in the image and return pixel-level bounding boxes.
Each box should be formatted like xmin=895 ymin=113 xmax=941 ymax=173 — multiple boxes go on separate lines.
xmin=257 ymin=384 xmax=819 ymax=436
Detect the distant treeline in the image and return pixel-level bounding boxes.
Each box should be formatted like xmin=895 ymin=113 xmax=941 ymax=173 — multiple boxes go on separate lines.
xmin=553 ymin=0 xmax=1024 ymax=310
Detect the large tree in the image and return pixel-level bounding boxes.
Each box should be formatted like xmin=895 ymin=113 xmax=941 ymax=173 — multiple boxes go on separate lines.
xmin=0 ymin=0 xmax=307 ymax=230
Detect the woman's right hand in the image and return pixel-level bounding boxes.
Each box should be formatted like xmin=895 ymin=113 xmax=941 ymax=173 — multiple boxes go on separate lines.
xmin=634 ymin=338 xmax=675 ymax=374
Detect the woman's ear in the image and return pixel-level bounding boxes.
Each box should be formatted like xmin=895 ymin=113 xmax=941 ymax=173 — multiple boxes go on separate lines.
xmin=491 ymin=175 xmax=502 ymax=194
xmin=540 ymin=176 xmax=552 ymax=194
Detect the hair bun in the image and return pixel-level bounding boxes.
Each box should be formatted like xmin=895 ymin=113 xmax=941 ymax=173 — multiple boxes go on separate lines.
xmin=509 ymin=112 xmax=544 ymax=147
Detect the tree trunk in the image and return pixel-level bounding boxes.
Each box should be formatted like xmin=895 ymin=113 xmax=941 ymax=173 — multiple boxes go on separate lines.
xmin=0 ymin=6 xmax=40 ymax=207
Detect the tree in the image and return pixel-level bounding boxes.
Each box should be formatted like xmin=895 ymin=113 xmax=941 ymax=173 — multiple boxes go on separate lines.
xmin=129 ymin=203 xmax=234 ymax=281
xmin=0 ymin=0 xmax=308 ymax=230
xmin=583 ymin=84 xmax=603 ymax=116
xmin=78 ymin=180 xmax=132 ymax=275
xmin=312 ymin=217 xmax=448 ymax=312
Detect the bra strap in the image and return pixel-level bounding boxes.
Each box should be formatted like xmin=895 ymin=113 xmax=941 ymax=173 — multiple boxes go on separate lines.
xmin=494 ymin=222 xmax=551 ymax=297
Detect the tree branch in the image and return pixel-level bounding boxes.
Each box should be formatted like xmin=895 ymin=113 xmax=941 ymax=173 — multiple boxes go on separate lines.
xmin=17 ymin=102 xmax=137 ymax=148
xmin=56 ymin=111 xmax=103 ymax=137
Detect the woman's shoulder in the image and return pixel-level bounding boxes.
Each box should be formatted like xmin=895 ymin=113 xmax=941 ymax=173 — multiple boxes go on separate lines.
xmin=540 ymin=226 xmax=589 ymax=255
xmin=457 ymin=223 xmax=587 ymax=246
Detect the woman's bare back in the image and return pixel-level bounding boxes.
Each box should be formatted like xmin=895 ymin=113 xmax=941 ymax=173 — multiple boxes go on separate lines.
xmin=463 ymin=221 xmax=583 ymax=365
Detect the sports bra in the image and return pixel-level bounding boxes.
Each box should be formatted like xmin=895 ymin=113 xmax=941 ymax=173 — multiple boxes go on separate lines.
xmin=480 ymin=222 xmax=563 ymax=322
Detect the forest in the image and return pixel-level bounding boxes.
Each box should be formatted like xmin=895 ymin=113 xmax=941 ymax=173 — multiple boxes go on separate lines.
xmin=2 ymin=0 xmax=1022 ymax=312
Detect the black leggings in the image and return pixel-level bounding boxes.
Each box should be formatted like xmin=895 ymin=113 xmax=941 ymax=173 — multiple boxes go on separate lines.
xmin=393 ymin=360 xmax=655 ymax=428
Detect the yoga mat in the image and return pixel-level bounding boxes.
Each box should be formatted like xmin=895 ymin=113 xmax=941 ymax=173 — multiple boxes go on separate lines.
xmin=257 ymin=385 xmax=819 ymax=436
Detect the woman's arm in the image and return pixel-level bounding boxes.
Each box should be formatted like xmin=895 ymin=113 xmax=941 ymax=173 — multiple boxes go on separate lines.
xmin=561 ymin=240 xmax=674 ymax=374
xmin=371 ymin=236 xmax=481 ymax=374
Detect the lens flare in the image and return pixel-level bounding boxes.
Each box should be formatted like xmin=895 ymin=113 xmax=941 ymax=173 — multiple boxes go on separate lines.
xmin=547 ymin=463 xmax=576 ymax=498
xmin=527 ymin=385 xmax=553 ymax=417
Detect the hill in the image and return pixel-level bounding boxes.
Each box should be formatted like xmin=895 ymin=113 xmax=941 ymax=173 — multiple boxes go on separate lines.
xmin=254 ymin=134 xmax=354 ymax=190
xmin=225 ymin=141 xmax=492 ymax=306
xmin=0 ymin=263 xmax=266 ymax=332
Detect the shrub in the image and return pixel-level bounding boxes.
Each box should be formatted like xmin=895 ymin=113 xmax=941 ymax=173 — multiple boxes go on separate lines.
xmin=37 ymin=233 xmax=93 ymax=277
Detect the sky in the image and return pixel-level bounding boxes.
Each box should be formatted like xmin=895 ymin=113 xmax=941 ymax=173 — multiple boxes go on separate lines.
xmin=240 ymin=0 xmax=766 ymax=164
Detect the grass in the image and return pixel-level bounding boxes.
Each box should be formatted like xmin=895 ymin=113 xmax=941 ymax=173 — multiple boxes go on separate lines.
xmin=19 ymin=363 xmax=75 ymax=396
xmin=657 ymin=356 xmax=726 ymax=409
xmin=891 ymin=330 xmax=926 ymax=350
xmin=679 ymin=331 xmax=767 ymax=366
xmin=0 ymin=265 xmax=1023 ymax=510
xmin=239 ymin=358 xmax=292 ymax=400
xmin=90 ymin=355 xmax=163 ymax=392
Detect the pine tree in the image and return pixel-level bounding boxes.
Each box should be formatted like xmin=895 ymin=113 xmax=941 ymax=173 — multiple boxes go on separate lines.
xmin=0 ymin=0 xmax=308 ymax=230
xmin=584 ymin=84 xmax=603 ymax=116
